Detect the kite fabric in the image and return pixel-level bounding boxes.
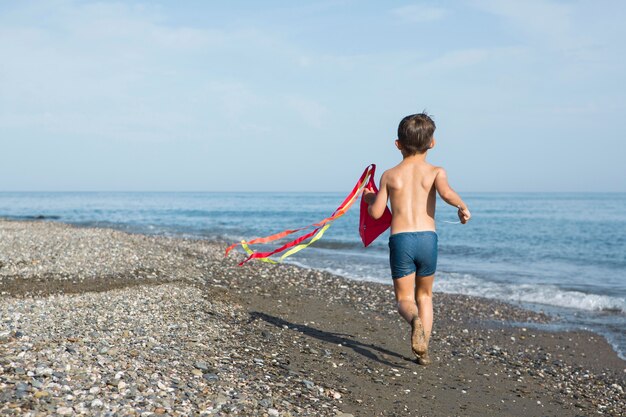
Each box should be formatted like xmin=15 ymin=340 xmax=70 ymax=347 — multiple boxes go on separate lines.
xmin=225 ymin=164 xmax=392 ymax=266
xmin=359 ymin=172 xmax=392 ymax=247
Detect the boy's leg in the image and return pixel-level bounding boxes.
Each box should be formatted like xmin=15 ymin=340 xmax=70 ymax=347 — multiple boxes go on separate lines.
xmin=414 ymin=274 xmax=434 ymax=342
xmin=392 ymin=273 xmax=418 ymax=323
xmin=393 ymin=273 xmax=428 ymax=358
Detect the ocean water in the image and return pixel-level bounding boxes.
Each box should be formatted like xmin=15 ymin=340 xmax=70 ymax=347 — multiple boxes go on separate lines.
xmin=0 ymin=192 xmax=625 ymax=359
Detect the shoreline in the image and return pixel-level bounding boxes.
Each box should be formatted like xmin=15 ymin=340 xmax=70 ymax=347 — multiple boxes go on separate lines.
xmin=5 ymin=215 xmax=624 ymax=360
xmin=1 ymin=219 xmax=624 ymax=416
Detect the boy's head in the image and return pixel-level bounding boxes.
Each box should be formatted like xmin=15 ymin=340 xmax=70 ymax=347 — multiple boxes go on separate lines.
xmin=397 ymin=113 xmax=436 ymax=155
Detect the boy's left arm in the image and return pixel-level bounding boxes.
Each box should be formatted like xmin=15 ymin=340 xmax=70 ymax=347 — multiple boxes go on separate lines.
xmin=363 ymin=172 xmax=389 ymax=220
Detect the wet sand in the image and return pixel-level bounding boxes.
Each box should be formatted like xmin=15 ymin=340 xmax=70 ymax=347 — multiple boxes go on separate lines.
xmin=1 ymin=219 xmax=624 ymax=416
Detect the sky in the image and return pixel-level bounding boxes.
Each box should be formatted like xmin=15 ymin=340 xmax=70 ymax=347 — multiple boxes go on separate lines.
xmin=0 ymin=0 xmax=625 ymax=192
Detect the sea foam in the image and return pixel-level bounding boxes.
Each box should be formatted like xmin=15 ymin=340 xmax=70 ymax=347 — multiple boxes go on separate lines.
xmin=435 ymin=272 xmax=626 ymax=313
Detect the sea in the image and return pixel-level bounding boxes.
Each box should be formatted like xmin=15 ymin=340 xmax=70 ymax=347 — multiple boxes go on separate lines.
xmin=1 ymin=192 xmax=625 ymax=359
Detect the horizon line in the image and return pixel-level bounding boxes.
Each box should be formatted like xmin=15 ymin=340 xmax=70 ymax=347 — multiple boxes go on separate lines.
xmin=1 ymin=190 xmax=625 ymax=194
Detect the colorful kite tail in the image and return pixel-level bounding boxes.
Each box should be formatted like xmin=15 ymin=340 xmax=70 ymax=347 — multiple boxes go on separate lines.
xmin=225 ymin=164 xmax=376 ymax=265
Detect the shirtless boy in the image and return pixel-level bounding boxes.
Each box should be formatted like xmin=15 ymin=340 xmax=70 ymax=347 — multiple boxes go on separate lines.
xmin=363 ymin=113 xmax=471 ymax=365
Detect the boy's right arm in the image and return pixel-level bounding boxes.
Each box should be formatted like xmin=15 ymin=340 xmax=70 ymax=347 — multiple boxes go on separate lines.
xmin=434 ymin=167 xmax=471 ymax=224
xmin=363 ymin=171 xmax=389 ymax=220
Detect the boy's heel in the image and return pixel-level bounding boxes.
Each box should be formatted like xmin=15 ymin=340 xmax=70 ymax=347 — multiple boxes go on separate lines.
xmin=416 ymin=351 xmax=432 ymax=366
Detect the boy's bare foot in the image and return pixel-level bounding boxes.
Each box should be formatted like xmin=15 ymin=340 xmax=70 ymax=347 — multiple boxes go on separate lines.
xmin=411 ymin=317 xmax=427 ymax=356
xmin=416 ymin=351 xmax=432 ymax=366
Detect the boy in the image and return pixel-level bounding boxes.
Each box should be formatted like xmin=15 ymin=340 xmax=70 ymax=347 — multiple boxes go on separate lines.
xmin=363 ymin=113 xmax=471 ymax=365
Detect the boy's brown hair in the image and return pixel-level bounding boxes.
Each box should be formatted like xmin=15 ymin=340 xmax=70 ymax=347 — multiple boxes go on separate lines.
xmin=397 ymin=113 xmax=436 ymax=155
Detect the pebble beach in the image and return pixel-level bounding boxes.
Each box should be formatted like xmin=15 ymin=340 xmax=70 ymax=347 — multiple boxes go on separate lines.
xmin=1 ymin=219 xmax=624 ymax=416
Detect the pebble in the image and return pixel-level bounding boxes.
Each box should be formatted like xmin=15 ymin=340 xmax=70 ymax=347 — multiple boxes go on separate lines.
xmin=57 ymin=406 xmax=73 ymax=415
xmin=15 ymin=383 xmax=29 ymax=392
xmin=33 ymin=390 xmax=49 ymax=398
xmin=215 ymin=393 xmax=228 ymax=405
xmin=91 ymin=399 xmax=104 ymax=408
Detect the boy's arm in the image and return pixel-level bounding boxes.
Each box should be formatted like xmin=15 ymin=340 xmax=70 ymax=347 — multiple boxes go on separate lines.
xmin=434 ymin=167 xmax=471 ymax=223
xmin=363 ymin=172 xmax=389 ymax=220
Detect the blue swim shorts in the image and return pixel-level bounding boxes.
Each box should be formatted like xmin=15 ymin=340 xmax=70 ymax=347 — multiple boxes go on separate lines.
xmin=388 ymin=231 xmax=438 ymax=279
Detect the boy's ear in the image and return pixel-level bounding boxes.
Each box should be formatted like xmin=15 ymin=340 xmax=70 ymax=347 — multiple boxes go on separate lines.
xmin=429 ymin=138 xmax=436 ymax=149
xmin=395 ymin=139 xmax=402 ymax=150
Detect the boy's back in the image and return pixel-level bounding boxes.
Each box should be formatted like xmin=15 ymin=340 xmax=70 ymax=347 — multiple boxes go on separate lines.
xmin=383 ymin=157 xmax=439 ymax=234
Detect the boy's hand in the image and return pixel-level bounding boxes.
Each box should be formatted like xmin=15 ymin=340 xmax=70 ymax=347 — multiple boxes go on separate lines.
xmin=458 ymin=206 xmax=471 ymax=224
xmin=362 ymin=186 xmax=376 ymax=205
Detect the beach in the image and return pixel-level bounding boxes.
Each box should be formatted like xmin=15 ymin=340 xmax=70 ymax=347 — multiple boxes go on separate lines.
xmin=0 ymin=219 xmax=624 ymax=416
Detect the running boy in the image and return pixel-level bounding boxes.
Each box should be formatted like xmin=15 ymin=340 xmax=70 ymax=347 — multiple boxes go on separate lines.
xmin=363 ymin=113 xmax=471 ymax=365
